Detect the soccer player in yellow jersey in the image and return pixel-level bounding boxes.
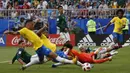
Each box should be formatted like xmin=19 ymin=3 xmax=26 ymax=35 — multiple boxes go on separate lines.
xmin=39 ymin=30 xmax=56 ymax=52
xmin=104 ymin=9 xmax=127 ymax=45
xmin=4 ymin=19 xmax=76 ymax=70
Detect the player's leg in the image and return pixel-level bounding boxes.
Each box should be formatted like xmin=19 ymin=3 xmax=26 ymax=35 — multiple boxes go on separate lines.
xmin=22 ymin=55 xmax=49 ymax=70
xmin=24 ymin=55 xmax=40 ymax=68
xmin=52 ymin=60 xmax=83 ymax=68
xmin=40 ymin=46 xmax=76 ymax=64
xmin=49 ymin=52 xmax=76 ymax=64
xmin=118 ymin=34 xmax=123 ymax=45
xmin=112 ymin=33 xmax=119 ymax=44
xmin=93 ymin=56 xmax=112 ymax=64
xmin=99 ymin=51 xmax=118 ymax=59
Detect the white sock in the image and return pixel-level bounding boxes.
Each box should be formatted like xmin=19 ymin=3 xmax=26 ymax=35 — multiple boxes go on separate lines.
xmin=76 ymin=61 xmax=83 ymax=66
xmin=55 ymin=56 xmax=73 ymax=64
xmin=65 ymin=32 xmax=70 ymax=41
xmin=122 ymin=44 xmax=129 ymax=47
xmin=53 ymin=63 xmax=63 ymax=66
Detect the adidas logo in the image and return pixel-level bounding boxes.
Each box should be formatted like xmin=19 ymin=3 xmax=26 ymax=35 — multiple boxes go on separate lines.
xmin=100 ymin=34 xmax=114 ymax=46
xmin=77 ymin=34 xmax=96 ymax=46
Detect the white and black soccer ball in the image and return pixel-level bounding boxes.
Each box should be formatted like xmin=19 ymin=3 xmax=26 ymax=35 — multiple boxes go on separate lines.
xmin=82 ymin=63 xmax=91 ymax=71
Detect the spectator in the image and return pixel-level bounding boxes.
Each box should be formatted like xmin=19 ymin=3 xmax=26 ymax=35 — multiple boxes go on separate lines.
xmin=77 ymin=1 xmax=84 ymax=9
xmin=37 ymin=0 xmax=43 ymax=9
xmin=0 ymin=2 xmax=3 ymax=10
xmin=16 ymin=17 xmax=25 ymax=29
xmin=1 ymin=0 xmax=9 ymax=9
xmin=14 ymin=1 xmax=21 ymax=9
xmin=111 ymin=0 xmax=118 ymax=8
xmin=61 ymin=1 xmax=68 ymax=10
xmin=50 ymin=10 xmax=57 ymax=19
xmin=98 ymin=1 xmax=108 ymax=18
xmin=86 ymin=2 xmax=92 ymax=9
xmin=126 ymin=2 xmax=130 ymax=18
xmin=30 ymin=2 xmax=37 ymax=9
xmin=33 ymin=0 xmax=39 ymax=7
xmin=22 ymin=2 xmax=30 ymax=9
xmin=92 ymin=2 xmax=98 ymax=9
xmin=48 ymin=0 xmax=56 ymax=9
xmin=67 ymin=17 xmax=77 ymax=32
xmin=0 ymin=2 xmax=4 ymax=17
xmin=18 ymin=0 xmax=24 ymax=5
xmin=86 ymin=16 xmax=96 ymax=35
xmin=7 ymin=2 xmax=13 ymax=9
xmin=12 ymin=17 xmax=25 ymax=31
xmin=98 ymin=1 xmax=108 ymax=9
xmin=118 ymin=0 xmax=126 ymax=8
xmin=42 ymin=0 xmax=48 ymax=9
xmin=24 ymin=0 xmax=31 ymax=7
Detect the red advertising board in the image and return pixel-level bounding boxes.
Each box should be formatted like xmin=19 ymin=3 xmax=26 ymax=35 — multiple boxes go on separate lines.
xmin=6 ymin=34 xmax=75 ymax=46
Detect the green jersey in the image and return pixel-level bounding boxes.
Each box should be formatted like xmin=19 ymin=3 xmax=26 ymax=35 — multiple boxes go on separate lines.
xmin=57 ymin=14 xmax=67 ymax=32
xmin=12 ymin=48 xmax=31 ymax=64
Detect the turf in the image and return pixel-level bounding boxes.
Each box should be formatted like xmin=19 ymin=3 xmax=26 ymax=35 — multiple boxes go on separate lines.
xmin=0 ymin=46 xmax=130 ymax=73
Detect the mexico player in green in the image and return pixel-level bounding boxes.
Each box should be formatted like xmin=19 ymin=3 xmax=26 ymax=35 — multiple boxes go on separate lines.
xmin=11 ymin=41 xmax=39 ymax=65
xmin=57 ymin=6 xmax=70 ymax=42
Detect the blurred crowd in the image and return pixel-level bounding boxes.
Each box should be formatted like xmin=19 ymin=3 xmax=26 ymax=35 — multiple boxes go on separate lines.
xmin=0 ymin=0 xmax=130 ymax=19
xmin=0 ymin=0 xmax=129 ymax=10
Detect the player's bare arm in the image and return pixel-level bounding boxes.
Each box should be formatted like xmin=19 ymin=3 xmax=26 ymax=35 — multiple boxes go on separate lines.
xmin=104 ymin=22 xmax=112 ymax=31
xmin=4 ymin=30 xmax=20 ymax=35
xmin=36 ymin=25 xmax=47 ymax=36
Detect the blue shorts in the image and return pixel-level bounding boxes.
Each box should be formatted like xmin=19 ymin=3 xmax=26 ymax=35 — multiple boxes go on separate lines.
xmin=112 ymin=32 xmax=123 ymax=43
xmin=36 ymin=46 xmax=52 ymax=62
xmin=52 ymin=50 xmax=68 ymax=62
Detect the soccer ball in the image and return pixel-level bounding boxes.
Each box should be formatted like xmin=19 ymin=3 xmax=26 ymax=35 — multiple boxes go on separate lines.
xmin=82 ymin=63 xmax=91 ymax=71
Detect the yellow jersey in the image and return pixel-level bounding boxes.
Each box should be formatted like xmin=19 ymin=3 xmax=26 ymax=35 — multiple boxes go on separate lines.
xmin=110 ymin=17 xmax=127 ymax=34
xmin=19 ymin=28 xmax=43 ymax=50
xmin=40 ymin=34 xmax=56 ymax=52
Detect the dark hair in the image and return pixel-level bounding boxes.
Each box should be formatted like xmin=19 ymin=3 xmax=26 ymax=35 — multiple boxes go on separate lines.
xmin=25 ymin=19 xmax=33 ymax=26
xmin=58 ymin=5 xmax=63 ymax=9
xmin=63 ymin=43 xmax=73 ymax=49
xmin=116 ymin=9 xmax=124 ymax=15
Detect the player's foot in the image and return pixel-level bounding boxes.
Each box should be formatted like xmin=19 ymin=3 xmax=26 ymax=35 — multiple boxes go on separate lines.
xmin=110 ymin=50 xmax=118 ymax=56
xmin=108 ymin=56 xmax=113 ymax=61
xmin=72 ymin=57 xmax=77 ymax=64
xmin=122 ymin=43 xmax=130 ymax=47
xmin=52 ymin=64 xmax=57 ymax=68
xmin=21 ymin=66 xmax=26 ymax=70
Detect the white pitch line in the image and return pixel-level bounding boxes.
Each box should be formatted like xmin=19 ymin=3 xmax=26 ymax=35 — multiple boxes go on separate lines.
xmin=0 ymin=61 xmax=9 ymax=63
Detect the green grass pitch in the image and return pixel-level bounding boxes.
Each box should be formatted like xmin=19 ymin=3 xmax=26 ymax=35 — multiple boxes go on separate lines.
xmin=0 ymin=46 xmax=130 ymax=73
